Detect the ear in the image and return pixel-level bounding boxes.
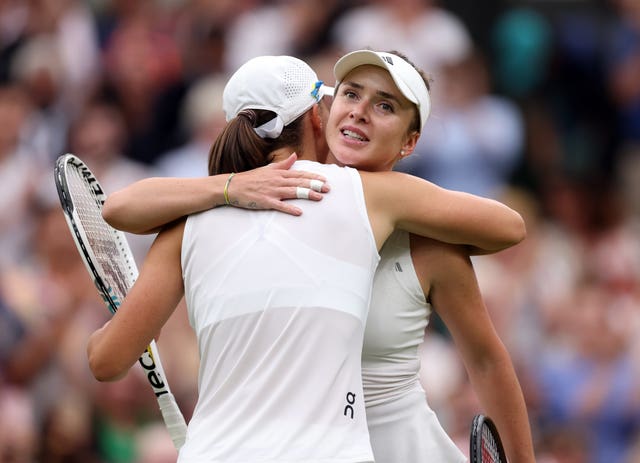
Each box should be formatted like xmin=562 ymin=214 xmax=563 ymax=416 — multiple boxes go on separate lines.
xmin=400 ymin=131 xmax=420 ymax=157
xmin=310 ymin=105 xmax=323 ymax=138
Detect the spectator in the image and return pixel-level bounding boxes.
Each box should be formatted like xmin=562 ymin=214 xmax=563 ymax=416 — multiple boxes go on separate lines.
xmin=397 ymin=49 xmax=524 ymax=198
xmin=330 ymin=0 xmax=472 ymax=83
xmin=154 ymin=75 xmax=227 ymax=178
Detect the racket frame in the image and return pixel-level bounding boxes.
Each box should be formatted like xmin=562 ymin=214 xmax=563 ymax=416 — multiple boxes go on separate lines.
xmin=54 ymin=153 xmax=187 ymax=449
xmin=470 ymin=414 xmax=507 ymax=463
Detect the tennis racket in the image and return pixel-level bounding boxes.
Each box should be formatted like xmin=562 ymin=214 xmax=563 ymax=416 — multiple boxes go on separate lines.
xmin=470 ymin=414 xmax=507 ymax=463
xmin=54 ymin=153 xmax=187 ymax=450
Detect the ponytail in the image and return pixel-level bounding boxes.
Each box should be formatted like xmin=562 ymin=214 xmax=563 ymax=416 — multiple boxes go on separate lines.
xmin=208 ymin=109 xmax=307 ymax=175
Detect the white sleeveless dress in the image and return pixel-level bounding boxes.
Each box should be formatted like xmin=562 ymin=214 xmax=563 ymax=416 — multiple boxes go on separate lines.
xmin=179 ymin=161 xmax=379 ymax=463
xmin=363 ymin=230 xmax=467 ymax=463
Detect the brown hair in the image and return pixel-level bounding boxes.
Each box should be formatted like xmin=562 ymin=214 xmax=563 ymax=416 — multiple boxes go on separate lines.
xmin=208 ymin=109 xmax=306 ymax=175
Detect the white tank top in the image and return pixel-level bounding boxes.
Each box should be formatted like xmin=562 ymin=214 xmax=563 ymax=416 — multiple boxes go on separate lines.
xmin=179 ymin=161 xmax=379 ymax=463
xmin=363 ymin=230 xmax=467 ymax=463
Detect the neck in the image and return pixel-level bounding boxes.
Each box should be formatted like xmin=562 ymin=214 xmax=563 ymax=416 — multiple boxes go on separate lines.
xmin=270 ymin=111 xmax=323 ymax=164
xmin=324 ymin=150 xmax=397 ymax=172
xmin=271 ymin=115 xmax=319 ymax=163
xmin=271 ymin=148 xmax=300 ymax=163
xmin=325 ymin=151 xmax=341 ymax=166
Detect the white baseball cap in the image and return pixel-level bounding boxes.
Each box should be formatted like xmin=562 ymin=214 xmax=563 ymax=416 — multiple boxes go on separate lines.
xmin=223 ymin=55 xmax=334 ymax=139
xmin=333 ymin=50 xmax=431 ymax=130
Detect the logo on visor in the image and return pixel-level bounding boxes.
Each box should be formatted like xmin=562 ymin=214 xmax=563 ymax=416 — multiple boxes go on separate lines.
xmin=382 ymin=56 xmax=394 ymax=65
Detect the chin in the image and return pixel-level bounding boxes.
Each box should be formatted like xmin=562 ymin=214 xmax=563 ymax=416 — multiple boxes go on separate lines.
xmin=331 ymin=152 xmax=356 ymax=167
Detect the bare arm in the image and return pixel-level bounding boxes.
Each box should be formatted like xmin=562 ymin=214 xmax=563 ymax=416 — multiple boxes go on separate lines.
xmin=103 ymin=153 xmax=330 ymax=234
xmin=361 ymin=171 xmax=525 ymax=253
xmin=414 ymin=237 xmax=535 ymax=463
xmin=87 ymin=220 xmax=186 ymax=381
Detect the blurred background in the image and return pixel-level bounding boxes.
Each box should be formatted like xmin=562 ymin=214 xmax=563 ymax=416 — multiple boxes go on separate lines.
xmin=1 ymin=0 xmax=640 ymax=462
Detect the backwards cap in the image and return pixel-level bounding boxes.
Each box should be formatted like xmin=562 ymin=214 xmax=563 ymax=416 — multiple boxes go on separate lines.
xmin=333 ymin=50 xmax=431 ymax=130
xmin=223 ymin=55 xmax=334 ymax=139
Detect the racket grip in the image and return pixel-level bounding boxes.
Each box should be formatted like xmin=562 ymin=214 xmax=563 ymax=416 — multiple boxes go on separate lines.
xmin=158 ymin=393 xmax=188 ymax=450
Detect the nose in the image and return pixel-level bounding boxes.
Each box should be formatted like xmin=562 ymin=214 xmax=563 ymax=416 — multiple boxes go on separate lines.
xmin=349 ymin=101 xmax=369 ymax=122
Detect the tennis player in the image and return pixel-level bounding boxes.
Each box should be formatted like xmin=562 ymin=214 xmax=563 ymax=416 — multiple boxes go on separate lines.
xmin=327 ymin=50 xmax=536 ymax=463
xmin=90 ymin=53 xmax=532 ymax=462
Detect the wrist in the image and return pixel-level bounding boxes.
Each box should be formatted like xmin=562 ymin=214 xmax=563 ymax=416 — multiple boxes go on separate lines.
xmin=223 ymin=172 xmax=237 ymax=205
xmin=204 ymin=175 xmax=228 ymax=209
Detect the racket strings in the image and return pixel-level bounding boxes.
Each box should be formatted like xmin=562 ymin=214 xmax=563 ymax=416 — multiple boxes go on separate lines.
xmin=481 ymin=424 xmax=501 ymax=463
xmin=59 ymin=155 xmax=187 ymax=449
xmin=67 ymin=166 xmax=137 ymax=306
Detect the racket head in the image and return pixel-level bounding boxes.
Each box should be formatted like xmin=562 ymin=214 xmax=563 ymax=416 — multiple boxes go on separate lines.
xmin=55 ymin=154 xmax=187 ymax=448
xmin=470 ymin=414 xmax=507 ymax=463
xmin=54 ymin=153 xmax=138 ymax=313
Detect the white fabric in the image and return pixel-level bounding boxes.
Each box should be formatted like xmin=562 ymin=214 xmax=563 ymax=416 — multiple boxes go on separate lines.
xmin=179 ymin=161 xmax=378 ymax=463
xmin=223 ymin=56 xmax=333 ymax=138
xmin=363 ymin=230 xmax=467 ymax=463
xmin=254 ymin=114 xmax=284 ymax=139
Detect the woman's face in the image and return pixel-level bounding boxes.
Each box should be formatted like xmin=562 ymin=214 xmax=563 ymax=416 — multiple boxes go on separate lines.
xmin=325 ymin=65 xmax=419 ymax=172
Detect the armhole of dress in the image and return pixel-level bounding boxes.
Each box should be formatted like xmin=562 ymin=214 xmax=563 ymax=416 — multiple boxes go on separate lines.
xmin=181 ymin=214 xmax=197 ymax=330
xmin=403 ymin=232 xmax=429 ymax=307
xmin=347 ymin=166 xmax=380 ymax=260
xmin=181 ymin=214 xmax=193 ymax=275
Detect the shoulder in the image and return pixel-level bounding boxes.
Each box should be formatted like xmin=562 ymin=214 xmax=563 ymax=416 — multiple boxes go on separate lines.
xmin=359 ymin=170 xmax=408 ymax=195
xmin=360 ymin=170 xmax=435 ymax=189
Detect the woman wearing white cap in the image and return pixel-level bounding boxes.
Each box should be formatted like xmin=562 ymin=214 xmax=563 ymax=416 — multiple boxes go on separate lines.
xmin=92 ymin=52 xmax=533 ymax=462
xmin=326 ymin=50 xmax=535 ymax=463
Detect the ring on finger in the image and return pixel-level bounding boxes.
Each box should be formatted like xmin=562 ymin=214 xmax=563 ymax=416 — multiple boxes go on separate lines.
xmin=296 ymin=187 xmax=311 ymax=199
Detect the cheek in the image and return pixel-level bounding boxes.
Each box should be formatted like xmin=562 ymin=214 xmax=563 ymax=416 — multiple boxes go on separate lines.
xmin=327 ymin=107 xmax=342 ymax=126
xmin=379 ymin=121 xmax=408 ymax=149
xmin=325 ymin=113 xmax=342 ymax=140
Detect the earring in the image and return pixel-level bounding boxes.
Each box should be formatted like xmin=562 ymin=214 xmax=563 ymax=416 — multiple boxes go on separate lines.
xmin=400 ymin=150 xmax=406 ymax=156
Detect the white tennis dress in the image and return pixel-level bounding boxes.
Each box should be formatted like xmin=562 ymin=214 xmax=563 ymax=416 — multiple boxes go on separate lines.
xmin=363 ymin=230 xmax=467 ymax=463
xmin=178 ymin=161 xmax=379 ymax=463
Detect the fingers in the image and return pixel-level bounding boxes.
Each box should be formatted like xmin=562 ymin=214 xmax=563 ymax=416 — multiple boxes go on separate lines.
xmin=301 ymin=178 xmax=330 ymax=192
xmin=232 ymin=161 xmax=330 ymax=211
xmin=293 ymin=187 xmax=324 ymax=201
xmin=264 ymin=154 xmax=330 ymax=189
xmin=296 ymin=187 xmax=311 ymax=199
xmin=272 ymin=202 xmax=303 ymax=216
xmin=270 ymin=176 xmax=330 ymax=194
xmin=310 ymin=179 xmax=324 ymax=192
xmin=268 ymin=152 xmax=298 ymax=170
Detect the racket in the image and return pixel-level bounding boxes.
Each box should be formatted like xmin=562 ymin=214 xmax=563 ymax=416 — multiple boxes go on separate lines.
xmin=470 ymin=414 xmax=507 ymax=463
xmin=54 ymin=153 xmax=187 ymax=450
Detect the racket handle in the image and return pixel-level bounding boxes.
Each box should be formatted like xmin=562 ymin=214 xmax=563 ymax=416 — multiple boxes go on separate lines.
xmin=158 ymin=393 xmax=188 ymax=450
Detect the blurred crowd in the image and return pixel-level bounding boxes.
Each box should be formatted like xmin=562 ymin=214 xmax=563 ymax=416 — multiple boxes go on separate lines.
xmin=1 ymin=0 xmax=640 ymax=462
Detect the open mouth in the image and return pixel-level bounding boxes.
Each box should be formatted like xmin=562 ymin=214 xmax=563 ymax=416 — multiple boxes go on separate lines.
xmin=341 ymin=129 xmax=368 ymax=142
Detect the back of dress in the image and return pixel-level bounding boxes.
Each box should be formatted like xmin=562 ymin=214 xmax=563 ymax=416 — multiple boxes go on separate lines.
xmin=179 ymin=161 xmax=379 ymax=463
